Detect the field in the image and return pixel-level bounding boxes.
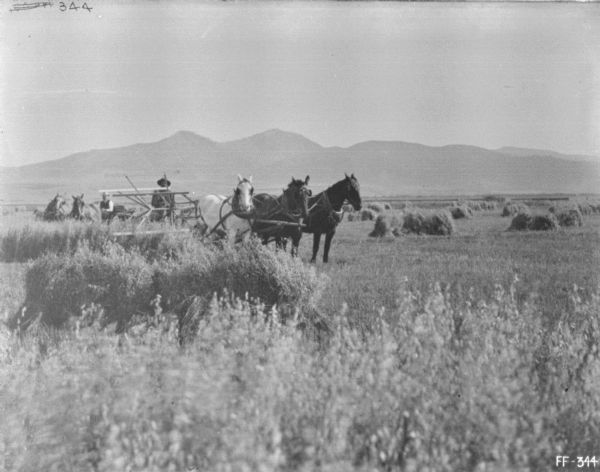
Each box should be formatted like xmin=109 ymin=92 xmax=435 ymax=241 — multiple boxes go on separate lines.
xmin=1 ymin=202 xmax=599 ymax=472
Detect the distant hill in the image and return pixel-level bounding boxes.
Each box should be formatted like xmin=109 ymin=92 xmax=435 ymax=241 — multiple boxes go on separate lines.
xmin=1 ymin=129 xmax=599 ymax=204
xmin=497 ymin=146 xmax=599 ymax=163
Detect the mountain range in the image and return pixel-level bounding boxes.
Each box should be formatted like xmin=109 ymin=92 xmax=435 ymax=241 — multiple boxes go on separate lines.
xmin=1 ymin=129 xmax=599 ymax=204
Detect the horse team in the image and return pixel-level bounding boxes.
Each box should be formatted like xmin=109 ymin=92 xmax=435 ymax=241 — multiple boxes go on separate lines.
xmin=36 ymin=173 xmax=362 ymax=263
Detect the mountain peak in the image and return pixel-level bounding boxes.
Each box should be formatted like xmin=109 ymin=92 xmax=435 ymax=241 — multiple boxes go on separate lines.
xmin=156 ymin=130 xmax=217 ymax=150
xmin=222 ymin=129 xmax=323 ymax=153
xmin=165 ymin=130 xmax=213 ymax=141
xmin=254 ymin=128 xmax=306 ymax=138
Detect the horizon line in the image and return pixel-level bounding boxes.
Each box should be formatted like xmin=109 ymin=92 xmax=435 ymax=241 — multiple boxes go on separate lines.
xmin=3 ymin=128 xmax=598 ymax=169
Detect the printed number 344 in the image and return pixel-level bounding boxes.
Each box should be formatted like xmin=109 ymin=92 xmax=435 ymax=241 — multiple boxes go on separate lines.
xmin=59 ymin=2 xmax=93 ymax=12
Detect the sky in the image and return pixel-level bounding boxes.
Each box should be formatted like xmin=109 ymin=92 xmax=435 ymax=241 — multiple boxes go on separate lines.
xmin=1 ymin=1 xmax=599 ymax=167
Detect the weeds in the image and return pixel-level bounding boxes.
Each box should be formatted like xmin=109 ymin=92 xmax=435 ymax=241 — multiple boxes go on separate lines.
xmin=17 ymin=239 xmax=325 ymax=330
xmin=1 ymin=213 xmax=599 ymax=471
xmin=1 ymin=283 xmax=599 ymax=471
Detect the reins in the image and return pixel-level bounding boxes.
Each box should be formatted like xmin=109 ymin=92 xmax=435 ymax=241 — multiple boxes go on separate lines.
xmin=204 ymin=196 xmax=235 ymax=237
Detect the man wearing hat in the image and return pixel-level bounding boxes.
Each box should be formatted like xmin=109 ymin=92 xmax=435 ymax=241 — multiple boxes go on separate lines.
xmin=156 ymin=175 xmax=171 ymax=189
xmin=99 ymin=192 xmax=114 ymax=222
xmin=151 ymin=174 xmax=175 ymax=221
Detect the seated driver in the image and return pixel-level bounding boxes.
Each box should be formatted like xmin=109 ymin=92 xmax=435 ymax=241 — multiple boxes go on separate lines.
xmin=99 ymin=192 xmax=114 ymax=221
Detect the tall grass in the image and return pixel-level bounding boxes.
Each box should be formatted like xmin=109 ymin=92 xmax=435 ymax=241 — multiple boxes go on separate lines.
xmin=2 ymin=212 xmax=599 ymax=471
xmin=23 ymin=244 xmax=154 ymax=329
xmin=0 ymin=221 xmax=206 ymax=263
xmin=2 ymin=284 xmax=599 ymax=471
xmin=0 ymin=222 xmax=111 ymax=262
xmin=155 ymin=239 xmax=324 ymax=313
xmin=18 ymin=239 xmax=325 ymax=330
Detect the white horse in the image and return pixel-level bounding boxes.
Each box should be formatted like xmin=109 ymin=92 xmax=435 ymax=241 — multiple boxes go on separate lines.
xmin=196 ymin=175 xmax=255 ymax=241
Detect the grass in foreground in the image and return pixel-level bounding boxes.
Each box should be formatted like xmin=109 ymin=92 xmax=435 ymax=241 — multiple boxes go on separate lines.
xmin=1 ymin=284 xmax=599 ymax=472
xmin=0 ymin=212 xmax=598 ymax=471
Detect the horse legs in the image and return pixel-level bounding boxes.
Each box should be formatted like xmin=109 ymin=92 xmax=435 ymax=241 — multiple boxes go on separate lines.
xmin=275 ymin=237 xmax=287 ymax=251
xmin=323 ymin=230 xmax=336 ymax=263
xmin=290 ymin=234 xmax=300 ymax=258
xmin=311 ymin=232 xmax=322 ymax=263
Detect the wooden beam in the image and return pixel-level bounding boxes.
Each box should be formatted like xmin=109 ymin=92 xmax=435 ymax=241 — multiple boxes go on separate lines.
xmin=99 ymin=191 xmax=190 ymax=197
xmin=99 ymin=188 xmax=165 ymax=193
xmin=112 ymin=229 xmax=191 ymax=237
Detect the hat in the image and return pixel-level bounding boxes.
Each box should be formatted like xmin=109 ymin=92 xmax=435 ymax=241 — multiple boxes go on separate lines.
xmin=157 ymin=176 xmax=171 ymax=188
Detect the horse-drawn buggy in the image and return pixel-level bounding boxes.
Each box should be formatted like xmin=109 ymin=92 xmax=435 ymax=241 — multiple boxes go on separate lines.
xmin=38 ymin=172 xmax=363 ymax=262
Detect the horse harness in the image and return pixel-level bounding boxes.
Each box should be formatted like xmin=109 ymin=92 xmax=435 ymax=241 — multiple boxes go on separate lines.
xmin=206 ymin=190 xmax=305 ymax=240
xmin=307 ymin=190 xmax=344 ymax=227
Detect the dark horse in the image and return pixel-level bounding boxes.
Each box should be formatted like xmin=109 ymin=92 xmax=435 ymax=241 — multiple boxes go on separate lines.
xmin=69 ymin=194 xmax=102 ymax=222
xmin=35 ymin=194 xmax=67 ymax=221
xmin=252 ymin=176 xmax=311 ymax=257
xmin=304 ymin=173 xmax=362 ymax=263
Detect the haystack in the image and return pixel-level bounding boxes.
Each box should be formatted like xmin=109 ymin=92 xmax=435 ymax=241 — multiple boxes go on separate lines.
xmin=481 ymin=201 xmax=497 ymax=210
xmin=369 ymin=213 xmax=402 ymax=238
xmin=577 ymin=202 xmax=593 ymax=216
xmin=360 ymin=209 xmax=376 ymax=221
xmin=529 ymin=214 xmax=559 ymax=231
xmin=501 ymin=202 xmax=530 ymax=217
xmin=466 ymin=201 xmax=483 ymax=211
xmin=450 ymin=205 xmax=472 ymax=219
xmin=508 ymin=212 xmax=559 ymax=231
xmin=401 ymin=211 xmax=426 ymax=234
xmin=508 ymin=212 xmax=533 ymax=231
xmin=556 ymin=208 xmax=584 ymax=227
xmin=402 ymin=209 xmax=455 ymax=236
xmin=367 ymin=202 xmax=385 ymax=213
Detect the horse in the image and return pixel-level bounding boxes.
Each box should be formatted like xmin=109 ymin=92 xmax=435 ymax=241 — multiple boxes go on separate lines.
xmin=252 ymin=176 xmax=311 ymax=257
xmin=303 ymin=173 xmax=362 ymax=263
xmin=195 ymin=175 xmax=255 ymax=241
xmin=69 ymin=194 xmax=102 ymax=222
xmin=35 ymin=194 xmax=68 ymax=221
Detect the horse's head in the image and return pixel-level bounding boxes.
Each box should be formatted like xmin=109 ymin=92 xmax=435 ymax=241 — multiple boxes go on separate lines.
xmin=343 ymin=173 xmax=362 ymax=211
xmin=46 ymin=194 xmax=67 ymax=219
xmin=70 ymin=194 xmax=85 ymax=219
xmin=283 ymin=175 xmax=311 ymax=219
xmin=232 ymin=174 xmax=255 ymax=216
